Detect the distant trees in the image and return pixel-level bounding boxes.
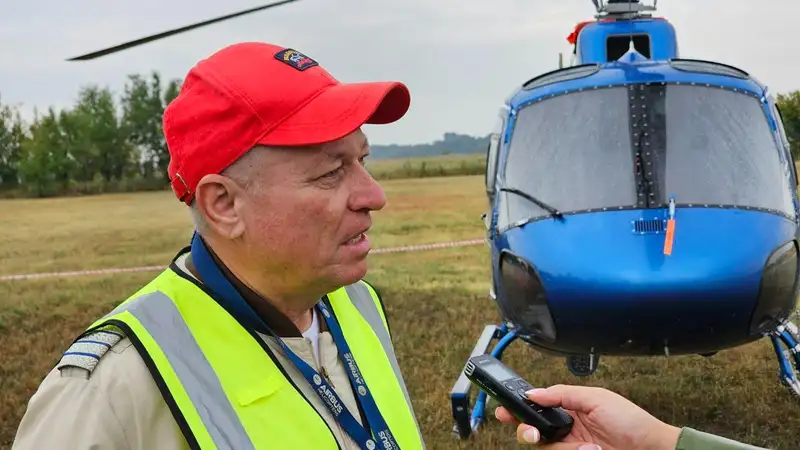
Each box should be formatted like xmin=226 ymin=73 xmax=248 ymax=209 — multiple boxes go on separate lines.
xmin=777 ymin=91 xmax=800 ymax=159
xmin=0 ymin=72 xmax=181 ymax=198
xmin=369 ymin=132 xmax=492 ymax=159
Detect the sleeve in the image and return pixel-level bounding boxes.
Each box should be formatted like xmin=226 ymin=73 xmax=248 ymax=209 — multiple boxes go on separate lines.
xmin=675 ymin=427 xmax=768 ymax=450
xmin=11 ymin=367 xmax=130 ymax=450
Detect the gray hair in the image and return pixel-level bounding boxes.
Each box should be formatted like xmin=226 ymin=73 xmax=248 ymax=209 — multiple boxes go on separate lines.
xmin=188 ymin=146 xmax=267 ymax=235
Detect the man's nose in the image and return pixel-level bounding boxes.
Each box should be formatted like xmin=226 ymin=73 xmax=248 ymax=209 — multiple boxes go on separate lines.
xmin=350 ymin=166 xmax=387 ymax=212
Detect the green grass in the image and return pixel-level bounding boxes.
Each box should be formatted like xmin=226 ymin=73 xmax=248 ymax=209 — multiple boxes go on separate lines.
xmin=2 ymin=173 xmax=800 ymax=449
xmin=0 ymin=175 xmax=486 ymax=276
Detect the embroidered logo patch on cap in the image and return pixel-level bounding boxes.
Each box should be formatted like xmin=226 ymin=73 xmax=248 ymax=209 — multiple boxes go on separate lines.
xmin=274 ymin=48 xmax=319 ymax=71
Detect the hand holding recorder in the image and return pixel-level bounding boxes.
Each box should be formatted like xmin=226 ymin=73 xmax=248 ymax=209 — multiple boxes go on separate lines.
xmin=494 ymin=384 xmax=681 ymax=450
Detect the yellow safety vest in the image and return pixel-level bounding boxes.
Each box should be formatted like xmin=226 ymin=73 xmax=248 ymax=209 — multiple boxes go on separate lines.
xmin=66 ymin=266 xmax=425 ymax=450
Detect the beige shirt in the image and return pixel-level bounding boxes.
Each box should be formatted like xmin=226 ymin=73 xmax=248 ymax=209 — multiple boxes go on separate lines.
xmin=12 ymin=254 xmax=370 ymax=450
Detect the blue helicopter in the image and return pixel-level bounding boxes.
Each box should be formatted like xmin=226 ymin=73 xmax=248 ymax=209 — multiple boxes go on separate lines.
xmin=450 ymin=0 xmax=800 ymax=439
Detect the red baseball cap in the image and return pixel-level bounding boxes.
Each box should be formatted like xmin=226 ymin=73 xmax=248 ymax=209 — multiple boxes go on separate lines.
xmin=163 ymin=41 xmax=411 ymax=204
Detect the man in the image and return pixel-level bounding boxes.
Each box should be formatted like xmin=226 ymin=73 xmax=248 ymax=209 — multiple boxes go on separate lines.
xmin=12 ymin=41 xmax=425 ymax=450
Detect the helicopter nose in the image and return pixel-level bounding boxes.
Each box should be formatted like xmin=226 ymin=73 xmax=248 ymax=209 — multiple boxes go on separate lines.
xmin=496 ymin=207 xmax=798 ymax=356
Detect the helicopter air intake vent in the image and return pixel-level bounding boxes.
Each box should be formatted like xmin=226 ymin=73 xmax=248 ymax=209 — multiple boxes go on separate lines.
xmin=522 ymin=64 xmax=600 ymax=91
xmin=668 ymin=59 xmax=749 ymax=80
xmin=632 ymin=218 xmax=666 ymax=234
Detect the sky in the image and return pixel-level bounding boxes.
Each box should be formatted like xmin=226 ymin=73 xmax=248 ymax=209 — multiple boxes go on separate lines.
xmin=1 ymin=0 xmax=798 ymax=146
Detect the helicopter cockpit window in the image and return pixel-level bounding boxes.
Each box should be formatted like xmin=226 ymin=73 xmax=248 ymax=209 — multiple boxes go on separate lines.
xmin=658 ymin=85 xmax=795 ymax=217
xmin=500 ymin=86 xmax=637 ymax=226
xmin=497 ymin=83 xmax=796 ymax=229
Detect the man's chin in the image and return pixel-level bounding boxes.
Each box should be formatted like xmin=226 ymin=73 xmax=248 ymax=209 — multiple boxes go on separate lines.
xmin=333 ymin=260 xmax=369 ymax=287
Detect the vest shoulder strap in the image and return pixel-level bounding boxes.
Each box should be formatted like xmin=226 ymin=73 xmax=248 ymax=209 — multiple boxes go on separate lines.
xmin=56 ymin=324 xmax=128 ymax=376
xmin=361 ymin=279 xmax=392 ymax=337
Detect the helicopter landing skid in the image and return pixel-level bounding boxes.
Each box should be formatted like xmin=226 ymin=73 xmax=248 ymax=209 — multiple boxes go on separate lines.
xmin=768 ymin=320 xmax=800 ymax=399
xmin=450 ymin=323 xmax=518 ymax=439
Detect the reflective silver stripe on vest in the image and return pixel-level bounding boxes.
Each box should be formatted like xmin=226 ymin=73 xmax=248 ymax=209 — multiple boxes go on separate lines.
xmin=344 ymin=282 xmax=426 ymax=448
xmin=104 ymin=291 xmax=255 ymax=450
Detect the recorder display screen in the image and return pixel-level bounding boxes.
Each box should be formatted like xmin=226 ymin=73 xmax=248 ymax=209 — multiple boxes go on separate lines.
xmin=482 ymin=363 xmax=517 ymax=381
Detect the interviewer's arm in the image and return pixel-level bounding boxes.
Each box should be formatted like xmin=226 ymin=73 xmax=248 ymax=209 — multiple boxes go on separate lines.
xmin=676 ymin=428 xmax=768 ymax=450
xmin=495 ymin=384 xmax=769 ymax=450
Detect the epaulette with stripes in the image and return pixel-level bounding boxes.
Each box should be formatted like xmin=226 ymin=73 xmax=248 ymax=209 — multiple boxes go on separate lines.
xmin=56 ymin=325 xmax=127 ymax=375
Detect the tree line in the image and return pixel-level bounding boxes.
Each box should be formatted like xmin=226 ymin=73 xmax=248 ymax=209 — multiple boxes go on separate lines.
xmin=778 ymin=91 xmax=800 ymax=159
xmin=0 ymin=72 xmax=799 ymax=199
xmin=0 ymin=72 xmax=181 ymax=198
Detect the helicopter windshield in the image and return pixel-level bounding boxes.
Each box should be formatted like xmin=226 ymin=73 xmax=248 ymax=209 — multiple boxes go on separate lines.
xmin=498 ymin=83 xmax=795 ymax=226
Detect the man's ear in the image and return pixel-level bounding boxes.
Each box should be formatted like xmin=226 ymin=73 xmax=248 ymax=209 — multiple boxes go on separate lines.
xmin=194 ymin=174 xmax=247 ymax=239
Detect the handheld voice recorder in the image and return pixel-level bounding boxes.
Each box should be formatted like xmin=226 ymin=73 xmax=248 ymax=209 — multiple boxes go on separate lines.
xmin=465 ymin=354 xmax=574 ymax=442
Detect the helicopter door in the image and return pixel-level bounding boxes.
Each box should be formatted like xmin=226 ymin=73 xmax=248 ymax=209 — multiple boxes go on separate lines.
xmin=485 ymin=109 xmax=507 ymax=205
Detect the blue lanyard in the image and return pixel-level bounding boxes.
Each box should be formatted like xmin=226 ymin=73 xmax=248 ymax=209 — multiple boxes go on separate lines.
xmin=189 ymin=233 xmax=400 ymax=450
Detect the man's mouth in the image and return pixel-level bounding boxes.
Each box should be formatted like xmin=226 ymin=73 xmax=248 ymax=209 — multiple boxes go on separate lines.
xmin=345 ymin=232 xmax=366 ymax=245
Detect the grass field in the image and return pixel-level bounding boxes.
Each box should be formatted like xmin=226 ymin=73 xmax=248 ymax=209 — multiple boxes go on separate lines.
xmin=2 ymin=173 xmax=800 ymax=449
xmin=366 ymin=153 xmax=486 ymax=180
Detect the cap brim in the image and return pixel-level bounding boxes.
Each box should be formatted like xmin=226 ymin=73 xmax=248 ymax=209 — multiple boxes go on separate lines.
xmin=257 ymin=81 xmax=411 ymax=146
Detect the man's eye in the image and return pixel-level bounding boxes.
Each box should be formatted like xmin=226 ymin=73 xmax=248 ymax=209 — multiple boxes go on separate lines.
xmin=322 ymin=166 xmax=343 ymax=178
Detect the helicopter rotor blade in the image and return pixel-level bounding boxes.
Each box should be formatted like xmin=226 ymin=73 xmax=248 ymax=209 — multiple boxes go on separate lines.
xmin=66 ymin=0 xmax=302 ymax=61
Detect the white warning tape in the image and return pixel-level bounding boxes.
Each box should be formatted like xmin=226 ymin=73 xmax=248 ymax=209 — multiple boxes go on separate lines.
xmin=0 ymin=239 xmax=485 ymax=282
xmin=369 ymin=238 xmax=484 ymax=254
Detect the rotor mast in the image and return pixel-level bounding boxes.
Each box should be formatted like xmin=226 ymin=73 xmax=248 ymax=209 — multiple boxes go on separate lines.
xmin=592 ymin=0 xmax=658 ymax=20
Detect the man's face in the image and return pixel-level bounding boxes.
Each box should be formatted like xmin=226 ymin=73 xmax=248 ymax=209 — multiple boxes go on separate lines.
xmin=239 ymin=129 xmax=386 ymax=294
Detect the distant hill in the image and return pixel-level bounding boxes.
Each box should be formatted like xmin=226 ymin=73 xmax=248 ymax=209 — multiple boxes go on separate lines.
xmin=370 ymin=132 xmax=490 ymax=159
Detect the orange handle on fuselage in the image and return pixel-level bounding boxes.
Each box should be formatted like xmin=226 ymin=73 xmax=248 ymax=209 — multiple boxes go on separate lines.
xmin=663 ymin=218 xmax=675 ymax=255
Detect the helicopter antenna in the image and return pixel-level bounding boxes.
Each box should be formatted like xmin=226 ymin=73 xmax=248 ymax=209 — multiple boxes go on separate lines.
xmin=628 ymin=0 xmax=634 ymax=50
